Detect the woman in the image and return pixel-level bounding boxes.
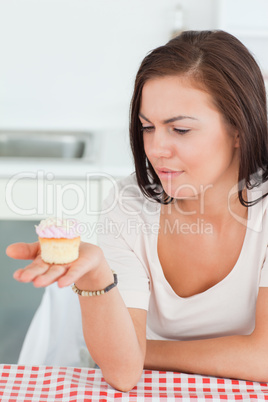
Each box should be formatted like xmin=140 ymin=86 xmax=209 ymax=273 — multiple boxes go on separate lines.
xmin=7 ymin=30 xmax=268 ymax=391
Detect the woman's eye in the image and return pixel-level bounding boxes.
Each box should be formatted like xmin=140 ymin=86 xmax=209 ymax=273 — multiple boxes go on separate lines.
xmin=140 ymin=126 xmax=190 ymax=134
xmin=141 ymin=126 xmax=154 ymax=133
xmin=174 ymin=128 xmax=190 ymax=135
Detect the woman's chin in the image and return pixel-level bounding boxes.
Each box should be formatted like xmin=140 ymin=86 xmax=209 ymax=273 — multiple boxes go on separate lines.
xmin=163 ymin=186 xmax=199 ymax=200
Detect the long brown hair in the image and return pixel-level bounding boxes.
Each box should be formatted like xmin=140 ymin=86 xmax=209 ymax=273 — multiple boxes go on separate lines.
xmin=129 ymin=30 xmax=268 ymax=206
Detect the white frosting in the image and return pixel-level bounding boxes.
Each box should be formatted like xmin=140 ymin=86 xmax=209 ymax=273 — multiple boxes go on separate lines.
xmin=35 ymin=217 xmax=80 ymax=239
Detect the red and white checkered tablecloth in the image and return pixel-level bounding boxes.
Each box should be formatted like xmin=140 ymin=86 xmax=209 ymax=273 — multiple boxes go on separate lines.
xmin=1 ymin=365 xmax=268 ymax=402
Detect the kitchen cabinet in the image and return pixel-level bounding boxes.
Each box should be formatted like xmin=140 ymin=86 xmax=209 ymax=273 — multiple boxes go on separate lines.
xmin=0 ymin=219 xmax=43 ymax=364
xmin=0 ymin=128 xmax=133 ymax=231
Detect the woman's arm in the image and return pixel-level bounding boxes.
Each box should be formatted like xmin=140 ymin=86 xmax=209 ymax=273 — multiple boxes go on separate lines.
xmin=145 ymin=287 xmax=268 ymax=382
xmin=75 ymin=260 xmax=147 ymax=391
xmin=7 ymin=241 xmax=147 ymax=392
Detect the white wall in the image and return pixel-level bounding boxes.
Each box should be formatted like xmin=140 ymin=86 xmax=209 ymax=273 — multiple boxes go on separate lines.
xmin=0 ymin=0 xmax=217 ymax=132
xmin=0 ymin=0 xmax=266 ymax=134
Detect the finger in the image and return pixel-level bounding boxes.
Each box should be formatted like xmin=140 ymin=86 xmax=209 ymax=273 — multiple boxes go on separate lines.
xmin=14 ymin=255 xmax=50 ymax=283
xmin=33 ymin=265 xmax=69 ymax=288
xmin=13 ymin=268 xmax=25 ymax=281
xmin=6 ymin=242 xmax=40 ymax=260
xmin=57 ymin=256 xmax=91 ymax=288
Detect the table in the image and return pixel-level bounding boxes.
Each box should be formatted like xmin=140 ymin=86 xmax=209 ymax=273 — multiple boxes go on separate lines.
xmin=1 ymin=365 xmax=268 ymax=401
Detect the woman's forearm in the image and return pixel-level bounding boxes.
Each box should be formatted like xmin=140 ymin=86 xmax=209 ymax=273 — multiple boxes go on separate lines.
xmin=76 ymin=260 xmax=145 ymax=392
xmin=145 ymin=334 xmax=268 ymax=382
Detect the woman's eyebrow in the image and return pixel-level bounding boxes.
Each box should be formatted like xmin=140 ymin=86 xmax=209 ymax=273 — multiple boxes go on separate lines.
xmin=138 ymin=112 xmax=198 ymax=124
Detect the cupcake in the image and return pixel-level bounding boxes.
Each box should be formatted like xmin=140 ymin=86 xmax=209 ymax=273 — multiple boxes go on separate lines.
xmin=35 ymin=217 xmax=81 ymax=264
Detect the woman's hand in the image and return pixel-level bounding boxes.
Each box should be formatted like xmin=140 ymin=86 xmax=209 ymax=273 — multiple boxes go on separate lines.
xmin=7 ymin=241 xmax=146 ymax=391
xmin=6 ymin=241 xmax=105 ymax=288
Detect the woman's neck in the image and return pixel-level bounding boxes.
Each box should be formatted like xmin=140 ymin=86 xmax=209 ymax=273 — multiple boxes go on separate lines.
xmin=165 ymin=184 xmax=248 ymax=231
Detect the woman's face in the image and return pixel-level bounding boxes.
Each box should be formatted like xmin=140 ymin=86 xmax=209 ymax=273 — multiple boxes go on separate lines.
xmin=139 ymin=75 xmax=239 ymax=200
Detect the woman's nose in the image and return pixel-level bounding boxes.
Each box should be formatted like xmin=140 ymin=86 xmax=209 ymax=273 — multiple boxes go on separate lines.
xmin=150 ymin=130 xmax=173 ymax=158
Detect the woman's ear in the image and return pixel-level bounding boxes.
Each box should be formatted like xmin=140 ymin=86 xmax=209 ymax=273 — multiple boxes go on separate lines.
xmin=234 ymin=131 xmax=240 ymax=148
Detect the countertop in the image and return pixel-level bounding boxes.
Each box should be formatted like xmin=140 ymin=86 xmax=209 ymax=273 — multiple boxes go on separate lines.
xmin=0 ymin=130 xmax=134 ymax=180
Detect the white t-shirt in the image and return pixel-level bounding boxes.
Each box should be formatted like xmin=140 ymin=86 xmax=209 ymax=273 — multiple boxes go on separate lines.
xmin=98 ymin=173 xmax=268 ymax=341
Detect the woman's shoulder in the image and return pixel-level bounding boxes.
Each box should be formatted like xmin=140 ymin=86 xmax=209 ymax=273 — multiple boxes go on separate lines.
xmin=248 ymin=181 xmax=268 ymax=240
xmin=248 ymin=177 xmax=268 ymax=199
xmin=248 ymin=180 xmax=268 ymax=209
xmin=103 ymin=173 xmax=141 ymax=206
xmin=115 ymin=172 xmax=140 ymax=192
xmin=102 ymin=172 xmax=160 ymax=219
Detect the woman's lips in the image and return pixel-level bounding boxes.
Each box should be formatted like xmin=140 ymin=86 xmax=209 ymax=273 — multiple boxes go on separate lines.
xmin=156 ymin=168 xmax=184 ymax=179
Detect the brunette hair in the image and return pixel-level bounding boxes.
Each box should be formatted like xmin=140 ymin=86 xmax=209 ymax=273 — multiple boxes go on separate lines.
xmin=129 ymin=30 xmax=268 ymax=206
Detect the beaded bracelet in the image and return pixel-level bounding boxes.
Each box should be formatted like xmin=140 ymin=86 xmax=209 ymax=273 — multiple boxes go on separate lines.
xmin=71 ymin=271 xmax=118 ymax=296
